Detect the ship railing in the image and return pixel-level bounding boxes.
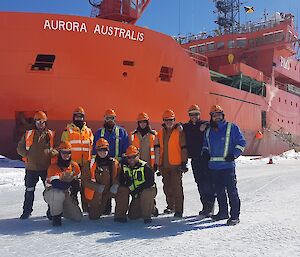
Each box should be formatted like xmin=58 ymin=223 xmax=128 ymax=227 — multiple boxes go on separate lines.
xmin=184 ymin=49 xmax=208 ymax=67
xmin=263 ymin=75 xmax=287 ymax=90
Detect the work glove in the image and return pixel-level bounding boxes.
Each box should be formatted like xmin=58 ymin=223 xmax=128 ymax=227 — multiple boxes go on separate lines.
xmin=201 ymin=151 xmax=211 ymax=163
xmin=225 ymin=154 xmax=236 ymax=162
xmin=130 ymin=191 xmax=140 ymax=199
xmin=97 ymin=184 xmax=105 ymax=193
xmin=110 ymin=184 xmax=119 ymax=194
xmin=124 ymin=174 xmax=132 ymax=186
xmin=61 ymin=171 xmax=75 ymax=183
xmin=178 ymin=162 xmax=188 ymax=173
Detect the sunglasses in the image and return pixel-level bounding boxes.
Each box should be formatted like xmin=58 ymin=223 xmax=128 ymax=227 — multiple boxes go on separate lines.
xmin=189 ymin=113 xmax=200 ymax=117
xmin=35 ymin=120 xmax=46 ymax=125
xmin=105 ymin=116 xmax=115 ymax=121
xmin=96 ymin=148 xmax=109 ymax=152
xmin=163 ymin=118 xmax=175 ymax=122
xmin=127 ymin=154 xmax=138 ymax=160
xmin=60 ymin=150 xmax=71 ymax=155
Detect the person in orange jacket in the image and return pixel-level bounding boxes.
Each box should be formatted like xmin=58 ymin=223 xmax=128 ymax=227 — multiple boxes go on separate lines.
xmin=83 ymin=138 xmax=122 ymax=220
xmin=44 ymin=141 xmax=82 ymax=226
xmin=61 ymin=106 xmax=94 ymax=212
xmin=156 ymin=109 xmax=188 ymax=218
xmin=17 ymin=111 xmax=56 ymax=220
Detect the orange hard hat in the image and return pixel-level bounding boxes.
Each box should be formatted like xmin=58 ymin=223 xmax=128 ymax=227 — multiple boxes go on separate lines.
xmin=58 ymin=141 xmax=72 ymax=150
xmin=210 ymin=105 xmax=224 ymax=114
xmin=188 ymin=104 xmax=200 ymax=114
xmin=34 ymin=111 xmax=47 ymax=121
xmin=73 ymin=106 xmax=85 ymax=115
xmin=162 ymin=109 xmax=175 ymax=120
xmin=104 ymin=109 xmax=116 ymax=117
xmin=124 ymin=145 xmax=139 ymax=157
xmin=137 ymin=112 xmax=149 ymax=121
xmin=95 ymin=138 xmax=109 ymax=149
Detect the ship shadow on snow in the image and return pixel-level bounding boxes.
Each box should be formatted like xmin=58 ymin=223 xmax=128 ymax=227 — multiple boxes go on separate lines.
xmin=0 ymin=214 xmax=227 ymax=240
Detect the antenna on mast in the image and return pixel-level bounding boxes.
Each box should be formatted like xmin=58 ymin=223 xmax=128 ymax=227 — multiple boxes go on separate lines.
xmin=213 ymin=0 xmax=241 ymax=34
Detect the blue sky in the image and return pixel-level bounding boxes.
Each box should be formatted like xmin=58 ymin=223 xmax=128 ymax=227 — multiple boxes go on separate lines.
xmin=0 ymin=0 xmax=298 ymax=36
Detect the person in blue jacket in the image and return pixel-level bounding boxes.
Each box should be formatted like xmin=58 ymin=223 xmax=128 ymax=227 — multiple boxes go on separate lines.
xmin=93 ymin=109 xmax=129 ymax=214
xmin=202 ymin=105 xmax=246 ymax=226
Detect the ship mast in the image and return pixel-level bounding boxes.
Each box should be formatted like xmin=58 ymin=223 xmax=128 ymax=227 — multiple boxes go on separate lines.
xmin=213 ymin=0 xmax=241 ymax=34
xmin=89 ymin=0 xmax=151 ymax=24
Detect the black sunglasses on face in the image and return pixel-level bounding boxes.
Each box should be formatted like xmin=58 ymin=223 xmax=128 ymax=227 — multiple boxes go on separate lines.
xmin=163 ymin=119 xmax=175 ymax=122
xmin=60 ymin=150 xmax=71 ymax=155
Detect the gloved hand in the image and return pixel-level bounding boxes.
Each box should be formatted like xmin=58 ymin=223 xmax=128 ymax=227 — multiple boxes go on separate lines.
xmin=201 ymin=151 xmax=211 ymax=163
xmin=61 ymin=171 xmax=75 ymax=183
xmin=110 ymin=183 xmax=119 ymax=194
xmin=98 ymin=184 xmax=105 ymax=193
xmin=225 ymin=154 xmax=235 ymax=162
xmin=130 ymin=191 xmax=140 ymax=199
xmin=178 ymin=162 xmax=188 ymax=173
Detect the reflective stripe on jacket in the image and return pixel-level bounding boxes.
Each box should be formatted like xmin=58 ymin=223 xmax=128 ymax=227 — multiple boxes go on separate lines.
xmin=62 ymin=123 xmax=93 ymax=166
xmin=46 ymin=161 xmax=80 ymax=187
xmin=203 ymin=121 xmax=246 ymax=170
xmin=84 ymin=157 xmax=119 ymax=200
xmin=131 ymin=130 xmax=156 ymax=168
xmin=157 ymin=128 xmax=182 ymax=166
xmin=92 ymin=125 xmax=129 ymax=160
xmin=23 ymin=129 xmax=55 ymax=163
xmin=123 ymin=160 xmax=147 ymax=192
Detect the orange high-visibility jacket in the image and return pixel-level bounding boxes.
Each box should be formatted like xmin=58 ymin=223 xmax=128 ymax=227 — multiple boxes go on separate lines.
xmin=61 ymin=123 xmax=94 ymax=166
xmin=46 ymin=161 xmax=80 ymax=187
xmin=23 ymin=129 xmax=55 ymax=163
xmin=131 ymin=130 xmax=157 ymax=168
xmin=84 ymin=157 xmax=119 ymax=201
xmin=157 ymin=128 xmax=182 ymax=166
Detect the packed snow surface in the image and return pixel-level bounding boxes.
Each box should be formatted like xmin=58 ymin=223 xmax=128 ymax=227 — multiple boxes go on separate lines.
xmin=0 ymin=151 xmax=300 ymax=257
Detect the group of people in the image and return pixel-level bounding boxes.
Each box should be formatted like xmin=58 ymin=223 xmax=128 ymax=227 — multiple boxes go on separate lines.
xmin=17 ymin=104 xmax=246 ymax=227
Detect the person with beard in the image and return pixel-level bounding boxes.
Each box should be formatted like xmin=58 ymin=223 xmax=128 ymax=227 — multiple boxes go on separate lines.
xmin=83 ymin=138 xmax=121 ymax=220
xmin=44 ymin=141 xmax=82 ymax=226
xmin=118 ymin=146 xmax=157 ymax=224
xmin=202 ymin=105 xmax=246 ymax=226
xmin=156 ymin=109 xmax=188 ymax=218
xmin=17 ymin=111 xmax=56 ymax=219
xmin=61 ymin=106 xmax=94 ymax=212
xmin=92 ymin=109 xmax=129 ymax=215
xmin=183 ymin=104 xmax=215 ymax=218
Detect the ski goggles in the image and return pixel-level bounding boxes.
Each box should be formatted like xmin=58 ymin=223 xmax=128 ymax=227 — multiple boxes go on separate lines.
xmin=105 ymin=116 xmax=115 ymax=121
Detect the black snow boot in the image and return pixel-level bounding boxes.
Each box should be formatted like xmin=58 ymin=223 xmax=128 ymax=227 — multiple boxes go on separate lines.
xmin=52 ymin=214 xmax=62 ymax=226
xmin=211 ymin=213 xmax=229 ymax=221
xmin=152 ymin=207 xmax=159 ymax=217
xmin=227 ymin=218 xmax=240 ymax=226
xmin=46 ymin=205 xmax=52 ymax=220
xmin=20 ymin=212 xmax=31 ymax=220
xmin=144 ymin=218 xmax=152 ymax=224
xmin=199 ymin=201 xmax=214 ymax=217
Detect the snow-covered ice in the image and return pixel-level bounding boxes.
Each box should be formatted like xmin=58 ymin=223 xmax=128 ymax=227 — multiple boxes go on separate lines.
xmin=0 ymin=151 xmax=299 ymax=257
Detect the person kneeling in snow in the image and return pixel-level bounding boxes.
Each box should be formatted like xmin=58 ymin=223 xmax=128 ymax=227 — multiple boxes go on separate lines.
xmin=44 ymin=141 xmax=82 ymax=226
xmin=83 ymin=138 xmax=121 ymax=220
xmin=117 ymin=145 xmax=157 ymax=224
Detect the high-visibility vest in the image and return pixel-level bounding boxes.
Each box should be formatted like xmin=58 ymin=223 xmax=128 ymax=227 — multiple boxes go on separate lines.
xmin=84 ymin=157 xmax=118 ymax=200
xmin=22 ymin=129 xmax=55 ymax=163
xmin=67 ymin=125 xmax=93 ymax=165
xmin=123 ymin=160 xmax=146 ymax=192
xmin=205 ymin=123 xmax=232 ymax=161
xmin=158 ymin=128 xmax=182 ymax=166
xmin=131 ymin=131 xmax=156 ymax=167
xmin=100 ymin=127 xmax=120 ymax=159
